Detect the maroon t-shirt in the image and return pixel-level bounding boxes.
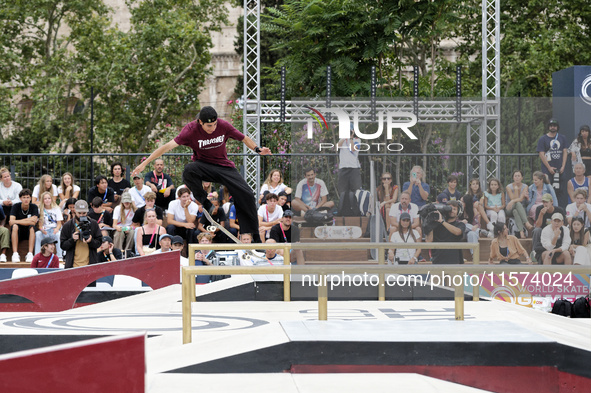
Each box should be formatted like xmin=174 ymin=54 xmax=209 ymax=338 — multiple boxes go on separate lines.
xmin=31 ymin=253 xmax=59 ymax=268
xmin=174 ymin=118 xmax=245 ymax=168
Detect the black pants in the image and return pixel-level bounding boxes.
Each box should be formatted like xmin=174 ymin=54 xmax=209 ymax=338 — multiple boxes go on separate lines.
xmin=182 ymin=161 xmax=259 ymax=236
xmin=337 ymin=168 xmax=361 ymax=195
xmin=155 ymin=191 xmax=175 ymax=211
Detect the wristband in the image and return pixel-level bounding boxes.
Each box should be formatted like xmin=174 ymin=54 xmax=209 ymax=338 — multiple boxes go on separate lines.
xmin=254 ymin=146 xmax=262 ymax=154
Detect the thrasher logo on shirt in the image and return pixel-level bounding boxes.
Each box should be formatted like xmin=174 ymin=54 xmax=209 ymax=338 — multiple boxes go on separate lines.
xmin=198 ymin=135 xmax=225 ymax=149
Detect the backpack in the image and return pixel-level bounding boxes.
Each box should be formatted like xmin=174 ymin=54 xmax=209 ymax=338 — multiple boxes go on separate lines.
xmin=551 ymin=299 xmax=573 ymax=317
xmin=572 ymin=296 xmax=591 ymax=318
xmin=355 ymin=189 xmax=371 ymax=216
xmin=507 ymin=218 xmax=517 ymax=236
xmin=304 ymin=207 xmax=334 ymax=225
xmin=337 ymin=191 xmax=361 ymax=216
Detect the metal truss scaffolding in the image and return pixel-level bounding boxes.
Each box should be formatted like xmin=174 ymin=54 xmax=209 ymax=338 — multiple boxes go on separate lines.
xmin=242 ymin=0 xmax=501 ymax=191
xmin=243 ymin=0 xmax=261 ymax=197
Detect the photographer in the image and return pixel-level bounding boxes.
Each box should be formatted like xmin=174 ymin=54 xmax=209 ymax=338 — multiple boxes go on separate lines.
xmin=424 ymin=201 xmax=466 ymax=264
xmin=60 ymin=200 xmax=103 ymax=268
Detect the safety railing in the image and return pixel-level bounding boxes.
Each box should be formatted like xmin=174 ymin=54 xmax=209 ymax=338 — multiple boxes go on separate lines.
xmin=182 ymin=241 xmax=483 ymax=344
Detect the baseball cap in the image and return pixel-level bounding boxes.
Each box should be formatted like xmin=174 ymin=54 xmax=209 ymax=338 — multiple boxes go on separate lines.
xmin=101 ymin=236 xmax=113 ymax=243
xmin=133 ymin=173 xmax=142 ymax=179
xmin=159 ymin=234 xmax=173 ymax=242
xmin=121 ymin=192 xmax=132 ymax=203
xmin=283 ymin=209 xmax=293 ymax=217
xmin=399 ymin=212 xmax=411 ymax=221
xmin=41 ymin=236 xmax=58 ymax=247
xmin=551 ymin=212 xmax=563 ymax=221
xmin=172 ymin=235 xmax=184 ymax=245
xmin=74 ymin=200 xmax=89 ymax=213
xmin=198 ymin=106 xmax=218 ymax=124
xmin=541 ymin=193 xmax=553 ymax=202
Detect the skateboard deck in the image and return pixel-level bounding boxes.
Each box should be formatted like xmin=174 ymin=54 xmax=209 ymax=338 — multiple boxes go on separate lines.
xmin=201 ymin=208 xmax=255 ymax=257
xmin=314 ymin=225 xmax=362 ymax=239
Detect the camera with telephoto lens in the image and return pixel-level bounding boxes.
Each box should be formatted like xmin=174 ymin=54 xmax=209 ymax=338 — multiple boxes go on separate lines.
xmin=77 ymin=216 xmax=92 ymax=241
xmin=419 ymin=203 xmax=453 ymax=227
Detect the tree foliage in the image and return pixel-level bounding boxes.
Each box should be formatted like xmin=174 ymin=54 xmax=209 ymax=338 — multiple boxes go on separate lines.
xmin=0 ymin=0 xmax=229 ymax=154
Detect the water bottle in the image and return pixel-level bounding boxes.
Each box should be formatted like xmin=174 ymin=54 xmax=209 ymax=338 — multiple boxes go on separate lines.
xmin=332 ymin=218 xmax=336 ymax=226
xmin=552 ymin=172 xmax=560 ymax=189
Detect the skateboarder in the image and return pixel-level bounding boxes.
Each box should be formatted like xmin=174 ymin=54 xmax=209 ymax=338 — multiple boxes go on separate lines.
xmin=133 ymin=106 xmax=272 ymax=243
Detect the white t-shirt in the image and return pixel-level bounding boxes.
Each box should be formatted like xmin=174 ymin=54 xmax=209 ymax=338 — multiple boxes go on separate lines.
xmin=295 ymin=178 xmax=329 ymax=208
xmin=40 ymin=206 xmax=63 ymax=230
xmin=565 ymin=202 xmax=591 ymax=227
xmin=257 ymin=204 xmax=284 ymax=238
xmin=338 ymin=138 xmax=361 ymax=169
xmin=390 ymin=229 xmax=420 ymax=261
xmin=168 ymin=199 xmax=199 ymax=223
xmin=260 ymin=183 xmax=287 ymax=197
xmin=0 ymin=181 xmax=23 ymax=205
xmin=113 ymin=205 xmax=135 ymax=226
xmin=32 ymin=184 xmax=59 ymax=199
xmin=130 ymin=185 xmax=150 ymax=208
xmin=389 ymin=202 xmax=419 ymax=221
xmin=57 ymin=184 xmax=81 ymax=196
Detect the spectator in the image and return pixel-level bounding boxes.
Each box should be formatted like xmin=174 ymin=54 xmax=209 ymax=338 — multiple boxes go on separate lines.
xmin=376 ymin=172 xmax=398 ymax=229
xmin=9 ymin=189 xmax=39 ymax=262
xmin=154 ymin=234 xmax=173 ymax=253
xmin=565 ymin=189 xmax=591 ymax=227
xmin=488 ymin=222 xmax=531 ymax=264
xmin=132 ymin=192 xmax=163 ymax=227
xmin=292 ymin=168 xmax=334 ymax=215
xmin=129 ymin=173 xmax=150 ymax=209
xmin=402 ymin=165 xmax=430 ymax=208
xmin=32 ymin=174 xmax=58 ymax=206
xmin=532 ymin=194 xmax=566 ymax=262
xmin=537 ymin=118 xmax=567 ymax=205
xmin=197 ymin=194 xmax=227 ymax=243
xmin=277 ymin=191 xmax=290 ymax=211
xmin=505 ymin=170 xmax=532 ymax=238
xmin=0 ymin=206 xmax=8 ymax=262
xmin=259 ymin=169 xmax=291 ymax=204
xmin=60 ymin=200 xmax=102 ymax=268
xmin=96 ymin=235 xmax=123 ymax=263
xmin=0 ymin=167 xmax=22 ymax=220
xmin=257 ymin=193 xmax=283 ymax=241
xmin=88 ymin=197 xmax=114 ymax=238
xmin=57 ymin=172 xmax=80 ymax=209
xmin=34 ymin=192 xmax=63 ymax=256
xmin=108 ymin=162 xmax=132 ymax=203
xmin=226 ymin=201 xmax=239 ymax=238
xmin=527 ymin=171 xmax=558 ymax=220
xmin=389 ymin=212 xmax=421 ymax=265
xmin=202 ymin=181 xmax=213 ymax=194
xmin=568 ymin=125 xmax=591 ymax=174
xmin=87 ymin=175 xmax=115 ymax=213
xmin=166 ymin=187 xmax=200 ymax=243
xmin=268 ymin=209 xmax=304 ymax=264
xmin=483 ymin=177 xmax=506 ymax=229
xmin=136 ymin=209 xmax=166 ymax=256
xmin=388 ymin=191 xmax=421 ymax=236
xmin=425 ymin=200 xmax=466 ymax=264
xmin=30 ymin=236 xmax=60 ymax=268
xmin=62 ymin=197 xmax=78 ymax=223
xmin=262 ymin=239 xmax=284 ymax=264
xmin=336 ymin=127 xmax=361 ymax=196
xmin=113 ymin=192 xmax=136 ymax=252
xmin=567 ymin=163 xmax=590 ymax=204
xmin=436 ymin=175 xmax=462 ymax=203
xmin=145 ymin=158 xmax=176 ymax=211
xmin=465 ymin=178 xmax=493 ymax=231
xmin=195 ymin=232 xmax=214 ymax=283
xmin=461 ymin=194 xmax=490 ymax=239
xmin=171 ymin=235 xmax=189 ymax=269
xmin=568 ymin=217 xmax=591 ymax=266
xmin=540 ymin=213 xmax=571 ymax=265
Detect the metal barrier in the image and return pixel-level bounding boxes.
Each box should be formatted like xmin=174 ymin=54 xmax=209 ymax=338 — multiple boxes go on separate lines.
xmin=182 ymin=241 xmax=482 ymax=344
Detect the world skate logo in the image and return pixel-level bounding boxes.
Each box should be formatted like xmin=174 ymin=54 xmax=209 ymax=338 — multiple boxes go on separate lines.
xmin=581 ymin=74 xmax=591 ymax=106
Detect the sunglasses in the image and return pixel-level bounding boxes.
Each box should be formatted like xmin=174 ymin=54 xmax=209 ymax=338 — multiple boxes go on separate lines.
xmin=382 ymin=177 xmax=391 ymax=180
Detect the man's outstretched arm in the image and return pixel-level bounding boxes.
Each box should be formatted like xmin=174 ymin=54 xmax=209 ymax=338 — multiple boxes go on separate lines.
xmin=132 ymin=140 xmax=179 ymax=176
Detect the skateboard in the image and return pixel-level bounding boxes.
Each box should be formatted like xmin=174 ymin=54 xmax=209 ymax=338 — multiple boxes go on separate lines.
xmin=201 ymin=208 xmax=255 ymax=257
xmin=314 ymin=225 xmax=362 ymax=239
